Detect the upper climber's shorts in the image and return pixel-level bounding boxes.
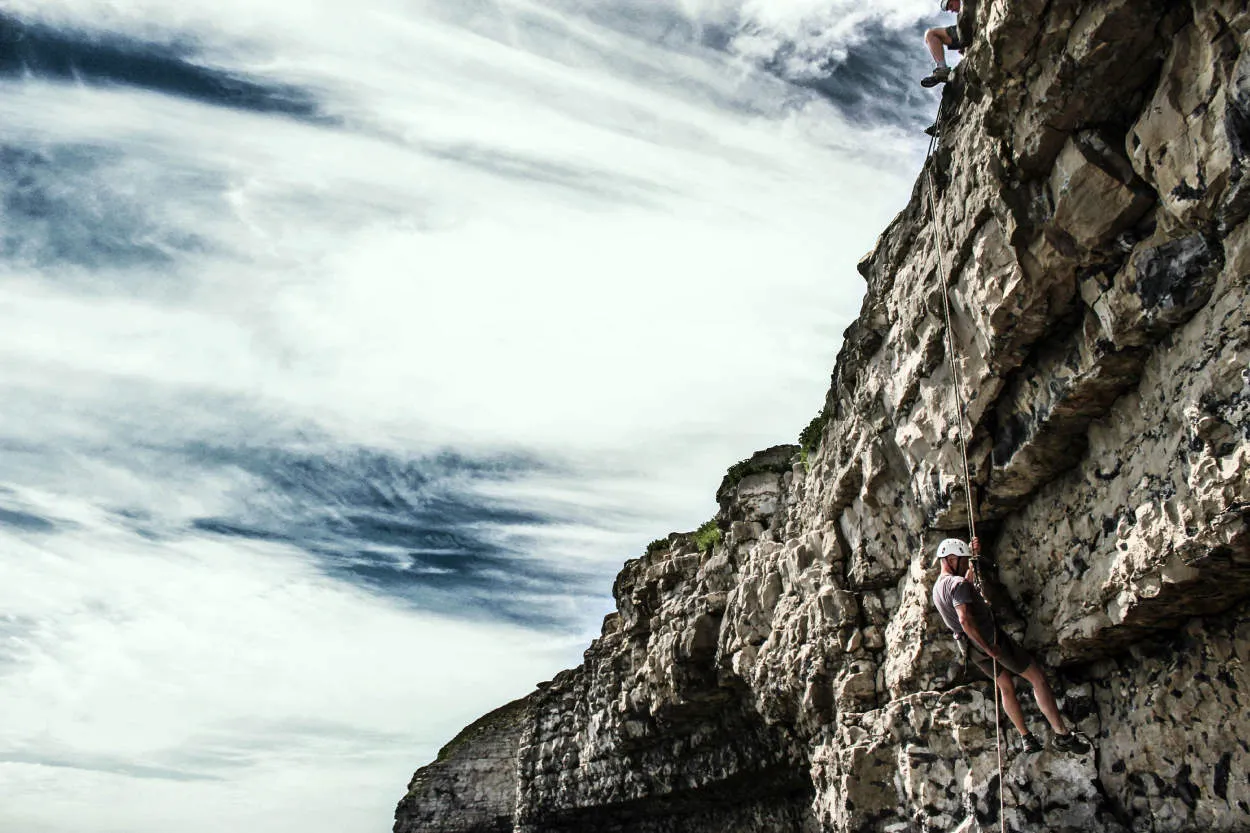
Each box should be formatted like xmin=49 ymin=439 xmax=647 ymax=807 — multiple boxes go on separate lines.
xmin=944 ymin=25 xmax=964 ymax=52
xmin=956 ymin=630 xmax=1033 ymax=679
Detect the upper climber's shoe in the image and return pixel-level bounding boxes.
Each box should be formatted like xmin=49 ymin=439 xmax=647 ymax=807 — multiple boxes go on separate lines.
xmin=923 ymin=123 xmax=939 ymax=137
xmin=921 ymin=66 xmax=952 ymax=88
xmin=1051 ymin=732 xmax=1091 ymax=754
xmin=1021 ymin=732 xmax=1043 ymax=753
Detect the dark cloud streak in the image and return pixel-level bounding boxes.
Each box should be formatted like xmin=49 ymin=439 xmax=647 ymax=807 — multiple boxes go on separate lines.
xmin=0 ymin=506 xmax=61 ymax=533
xmin=420 ymin=141 xmax=674 ymax=206
xmin=0 ymin=143 xmax=212 ymax=271
xmin=182 ymin=446 xmax=600 ymax=628
xmin=0 ymin=751 xmax=224 ymax=783
xmin=775 ymin=22 xmax=936 ymax=130
xmin=0 ymin=12 xmax=330 ymax=123
xmin=537 ymin=1 xmax=934 ymax=128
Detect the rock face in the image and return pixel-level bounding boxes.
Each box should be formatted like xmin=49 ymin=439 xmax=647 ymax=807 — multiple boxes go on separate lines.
xmin=395 ymin=698 xmax=531 ymax=833
xmin=395 ymin=1 xmax=1250 ymax=831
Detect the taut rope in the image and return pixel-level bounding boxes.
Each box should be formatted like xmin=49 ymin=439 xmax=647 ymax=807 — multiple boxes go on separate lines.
xmin=922 ymin=101 xmax=1007 ymax=833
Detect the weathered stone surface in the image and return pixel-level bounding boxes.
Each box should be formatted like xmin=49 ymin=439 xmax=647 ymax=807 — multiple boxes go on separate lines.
xmin=716 ymin=445 xmax=800 ymax=528
xmin=510 ymin=534 xmax=818 ymax=833
xmin=396 ymin=1 xmax=1250 ymax=831
xmin=394 ymin=697 xmax=531 ymax=833
xmin=1091 ymin=605 xmax=1250 ymax=831
xmin=1128 ymin=0 xmax=1249 ymax=230
xmin=1049 ymin=131 xmax=1154 ymax=255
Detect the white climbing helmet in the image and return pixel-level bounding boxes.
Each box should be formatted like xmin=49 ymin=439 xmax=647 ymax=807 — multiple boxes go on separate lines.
xmin=934 ymin=538 xmax=971 ymax=565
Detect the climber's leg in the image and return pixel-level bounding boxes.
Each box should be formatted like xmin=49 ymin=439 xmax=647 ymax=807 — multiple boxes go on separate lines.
xmin=925 ymin=27 xmax=950 ymax=66
xmin=993 ymin=670 xmax=1029 ymax=737
xmin=921 ymin=29 xmax=954 ymax=87
xmin=1020 ymin=663 xmax=1068 ymax=734
xmin=1021 ymin=663 xmax=1093 ymax=753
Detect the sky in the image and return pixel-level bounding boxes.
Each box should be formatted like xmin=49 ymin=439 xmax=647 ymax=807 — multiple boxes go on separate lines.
xmin=0 ymin=1 xmax=941 ymax=831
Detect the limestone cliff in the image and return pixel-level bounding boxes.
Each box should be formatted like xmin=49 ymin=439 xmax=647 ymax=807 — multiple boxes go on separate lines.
xmin=395 ymin=0 xmax=1250 ymax=830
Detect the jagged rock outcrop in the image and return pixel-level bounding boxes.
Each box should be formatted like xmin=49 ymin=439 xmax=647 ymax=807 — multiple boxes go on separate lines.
xmin=395 ymin=0 xmax=1250 ymax=831
xmin=395 ymin=698 xmax=531 ymax=833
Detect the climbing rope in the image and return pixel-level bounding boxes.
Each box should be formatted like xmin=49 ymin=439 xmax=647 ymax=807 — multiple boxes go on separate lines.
xmin=922 ymin=101 xmax=1007 ymax=833
xmin=921 ymin=106 xmax=978 ymax=550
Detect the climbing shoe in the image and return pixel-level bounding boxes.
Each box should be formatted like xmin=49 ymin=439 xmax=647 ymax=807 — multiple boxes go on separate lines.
xmin=1021 ymin=732 xmax=1043 ymax=753
xmin=923 ymin=123 xmax=939 ymax=137
xmin=1051 ymin=732 xmax=1091 ymax=754
xmin=920 ymin=66 xmax=952 ymax=88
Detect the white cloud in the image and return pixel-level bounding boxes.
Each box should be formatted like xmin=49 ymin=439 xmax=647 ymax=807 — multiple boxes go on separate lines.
xmin=0 ymin=508 xmax=575 ymax=833
xmin=0 ymin=79 xmax=911 ymax=451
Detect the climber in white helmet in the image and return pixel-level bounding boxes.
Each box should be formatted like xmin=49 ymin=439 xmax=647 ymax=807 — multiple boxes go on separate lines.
xmin=931 ymin=537 xmax=1090 ymax=754
xmin=921 ymin=0 xmax=965 ymax=88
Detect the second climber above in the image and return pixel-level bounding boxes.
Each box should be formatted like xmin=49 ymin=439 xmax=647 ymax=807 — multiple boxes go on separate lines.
xmin=921 ymin=0 xmax=965 ymax=87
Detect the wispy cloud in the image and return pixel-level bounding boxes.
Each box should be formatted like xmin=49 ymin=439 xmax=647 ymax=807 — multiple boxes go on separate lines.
xmin=0 ymin=505 xmax=583 ymax=832
xmin=0 ymin=0 xmax=937 ymax=830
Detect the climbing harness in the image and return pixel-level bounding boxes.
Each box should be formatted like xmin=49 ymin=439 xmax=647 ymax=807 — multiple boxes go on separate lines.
xmin=922 ymin=102 xmax=1008 ymax=833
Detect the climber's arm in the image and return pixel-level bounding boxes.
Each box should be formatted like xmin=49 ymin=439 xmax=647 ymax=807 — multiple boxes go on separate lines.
xmin=956 ymin=604 xmax=998 ymax=659
xmin=965 ymin=536 xmax=981 ymax=582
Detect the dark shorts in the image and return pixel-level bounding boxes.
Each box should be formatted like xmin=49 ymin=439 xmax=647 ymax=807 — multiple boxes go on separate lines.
xmin=956 ymin=630 xmax=1033 ymax=679
xmin=945 ymin=25 xmax=964 ymax=52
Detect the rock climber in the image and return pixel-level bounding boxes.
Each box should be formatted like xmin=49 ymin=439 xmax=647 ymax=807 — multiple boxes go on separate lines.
xmin=921 ymin=0 xmax=964 ymax=88
xmin=931 ymin=537 xmax=1091 ymax=754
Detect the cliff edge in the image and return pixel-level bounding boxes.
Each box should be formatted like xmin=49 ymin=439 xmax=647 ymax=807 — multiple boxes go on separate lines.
xmin=395 ymin=0 xmax=1250 ymax=830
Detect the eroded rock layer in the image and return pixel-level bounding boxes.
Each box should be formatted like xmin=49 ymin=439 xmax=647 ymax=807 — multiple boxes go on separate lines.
xmin=395 ymin=698 xmax=531 ymax=833
xmin=396 ymin=0 xmax=1250 ymax=830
